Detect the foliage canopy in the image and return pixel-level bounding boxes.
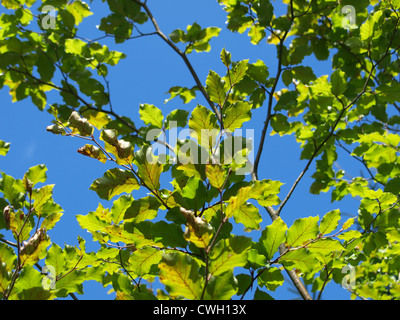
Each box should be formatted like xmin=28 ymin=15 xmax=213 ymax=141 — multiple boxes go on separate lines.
xmin=1 ymin=0 xmax=400 ymax=300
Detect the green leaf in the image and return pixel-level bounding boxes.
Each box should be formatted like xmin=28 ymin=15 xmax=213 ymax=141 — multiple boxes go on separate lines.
xmin=164 ymin=86 xmax=197 ymax=104
xmin=250 ymin=179 xmax=283 ymax=207
xmin=16 ymin=286 xmax=56 ymax=300
xmin=338 ymin=230 xmax=362 ymax=241
xmin=81 ymin=109 xmax=112 ymax=130
xmin=41 ymin=212 xmax=63 ymax=230
xmin=203 ymin=270 xmax=238 ymax=300
xmin=225 ymin=186 xmax=253 ymax=218
xmin=111 ymin=194 xmax=133 ymax=224
xmin=128 ymin=246 xmax=162 ymax=277
xmin=77 ymin=144 xmax=107 ymax=163
xmin=137 ymin=160 xmax=163 ymax=192
xmin=44 ymin=243 xmax=86 ymax=295
xmin=360 ymin=15 xmax=376 ymax=41
xmin=209 ymin=236 xmax=252 ymax=276
xmin=181 ymin=177 xmax=207 ymax=212
xmin=286 ymin=216 xmax=319 ymax=247
xmin=260 ymin=217 xmax=288 ymax=260
xmin=220 ymin=48 xmax=231 ymax=68
xmin=307 ymin=238 xmax=343 ymax=253
xmin=291 ymin=66 xmax=316 ymax=84
xmin=89 ymin=168 xmax=140 ymax=200
xmin=76 ymin=211 xmax=107 ymax=233
xmin=0 ymin=173 xmax=25 ymax=207
xmin=67 ymin=0 xmax=93 ymax=25
xmin=231 ymin=60 xmax=249 ymax=85
xmin=248 ymin=24 xmax=266 ymax=44
xmin=23 ymin=164 xmax=47 ymax=187
xmin=159 ymin=252 xmax=203 ymax=300
xmin=37 ymin=53 xmax=55 ymax=83
xmin=342 ymin=217 xmax=355 ymax=230
xmin=0 ymin=140 xmax=10 ymax=156
xmin=280 ymin=248 xmax=320 ymax=273
xmin=151 ymin=221 xmax=188 ymax=248
xmin=254 ymin=288 xmax=274 ymax=300
xmin=31 ymin=185 xmax=55 ymax=216
xmin=385 ymin=177 xmax=400 ymax=195
xmin=331 ymin=69 xmax=347 ymax=96
xmin=206 ymin=70 xmax=226 ymax=106
xmin=257 ymin=267 xmax=284 ymax=291
xmin=247 ymin=59 xmax=269 ymax=83
xmin=0 ymin=261 xmax=12 ymax=298
xmin=189 ymin=105 xmax=220 ymax=149
xmin=165 ymin=109 xmax=190 ymax=129
xmin=319 ymin=209 xmax=341 ymax=235
xmin=45 ymin=243 xmax=65 ymax=281
xmin=205 ymin=164 xmax=226 ymax=190
xmin=253 ymin=0 xmax=273 ymax=27
xmin=139 ymin=104 xmax=164 ymax=128
xmin=64 ymin=38 xmax=87 ymax=55
xmin=309 ymin=75 xmax=332 ymax=97
xmin=223 ymin=101 xmax=252 ymax=131
xmin=233 ymin=203 xmax=262 ymax=231
xmin=124 ymin=196 xmax=160 ymax=222
xmin=270 ymin=113 xmax=290 ymax=134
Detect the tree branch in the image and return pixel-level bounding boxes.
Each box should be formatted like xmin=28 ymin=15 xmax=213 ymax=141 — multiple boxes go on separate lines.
xmin=132 ymin=0 xmax=223 ymax=126
xmin=276 ymin=44 xmax=398 ymax=216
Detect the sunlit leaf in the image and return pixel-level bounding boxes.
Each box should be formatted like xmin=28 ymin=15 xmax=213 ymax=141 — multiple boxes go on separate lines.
xmin=159 ymin=252 xmax=203 ymax=300
xmin=89 ymin=168 xmax=140 ymax=200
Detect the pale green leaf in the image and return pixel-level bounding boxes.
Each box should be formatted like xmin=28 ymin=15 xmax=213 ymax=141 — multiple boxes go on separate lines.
xmin=0 ymin=140 xmax=10 ymax=156
xmin=223 ymin=101 xmax=252 ymax=131
xmin=205 ymin=164 xmax=226 ymax=190
xmin=189 ymin=105 xmax=220 ymax=149
xmin=128 ymin=246 xmax=163 ymax=277
xmin=319 ymin=209 xmax=341 ymax=235
xmin=233 ymin=203 xmax=262 ymax=231
xmin=206 ymin=70 xmax=226 ymax=106
xmin=286 ymin=216 xmax=319 ymax=247
xmin=203 ymin=270 xmax=238 ymax=300
xmin=260 ymin=217 xmax=288 ymax=260
xmin=231 ymin=60 xmax=249 ymax=84
xmin=209 ymin=236 xmax=252 ymax=276
xmin=139 ymin=104 xmax=164 ymax=128
xmin=159 ymin=252 xmax=203 ymax=300
xmin=89 ymin=168 xmax=140 ymax=200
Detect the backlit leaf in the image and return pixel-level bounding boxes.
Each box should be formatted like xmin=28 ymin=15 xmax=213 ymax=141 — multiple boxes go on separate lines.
xmin=206 ymin=70 xmax=226 ymax=106
xmin=223 ymin=101 xmax=252 ymax=131
xmin=139 ymin=104 xmax=164 ymax=128
xmin=205 ymin=164 xmax=226 ymax=190
xmin=159 ymin=252 xmax=203 ymax=300
xmin=128 ymin=246 xmax=162 ymax=277
xmin=189 ymin=105 xmax=220 ymax=149
xmin=286 ymin=216 xmax=319 ymax=247
xmin=260 ymin=217 xmax=288 ymax=260
xmin=319 ymin=209 xmax=341 ymax=235
xmin=0 ymin=140 xmax=10 ymax=156
xmin=89 ymin=168 xmax=140 ymax=200
xmin=209 ymin=236 xmax=252 ymax=276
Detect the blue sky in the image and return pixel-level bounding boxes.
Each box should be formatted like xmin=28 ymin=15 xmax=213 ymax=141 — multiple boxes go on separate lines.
xmin=0 ymin=0 xmax=362 ymax=300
